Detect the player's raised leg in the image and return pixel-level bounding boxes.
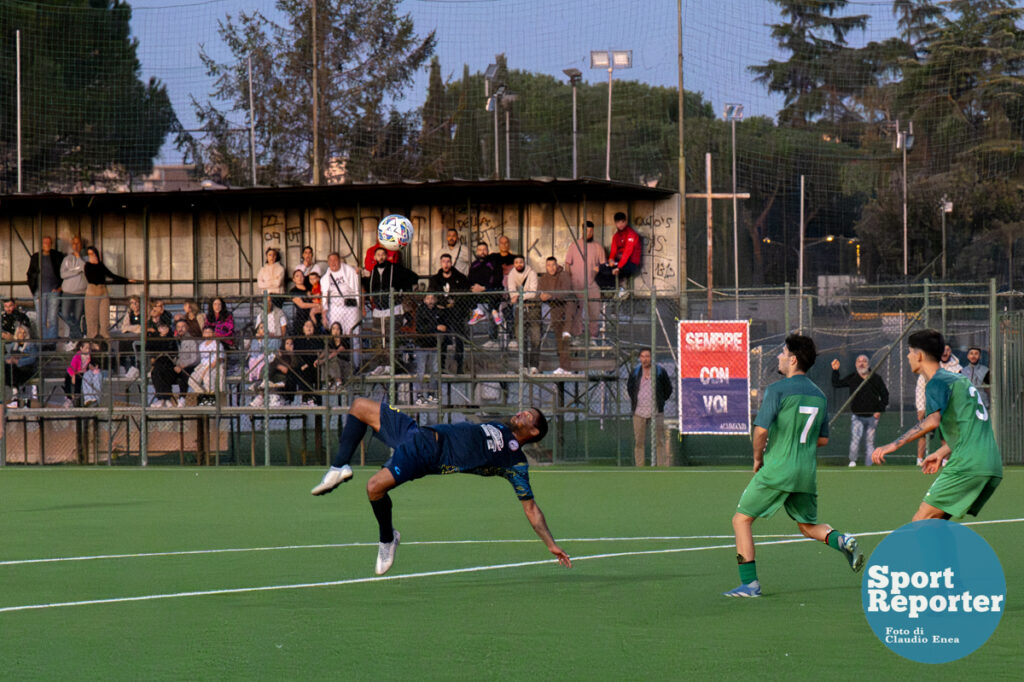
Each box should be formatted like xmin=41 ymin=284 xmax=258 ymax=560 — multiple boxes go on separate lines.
xmin=367 ymin=467 xmax=400 ymax=574
xmin=311 ymin=398 xmax=383 ymax=495
xmin=724 ymin=512 xmax=761 ymax=597
xmin=798 ymin=522 xmax=864 ymax=572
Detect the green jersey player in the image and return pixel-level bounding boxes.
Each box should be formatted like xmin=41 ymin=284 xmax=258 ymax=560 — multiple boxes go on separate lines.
xmin=724 ymin=334 xmax=864 ymax=598
xmin=872 ymin=329 xmax=1002 ymax=520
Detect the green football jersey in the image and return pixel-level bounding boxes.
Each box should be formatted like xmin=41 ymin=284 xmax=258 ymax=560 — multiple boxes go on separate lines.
xmin=753 ymin=374 xmax=829 ymax=493
xmin=925 ymin=369 xmax=1002 ymax=477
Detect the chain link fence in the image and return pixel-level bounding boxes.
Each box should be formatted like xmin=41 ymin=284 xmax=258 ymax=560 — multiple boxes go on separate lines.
xmin=1 ymin=282 xmax=1020 ymax=466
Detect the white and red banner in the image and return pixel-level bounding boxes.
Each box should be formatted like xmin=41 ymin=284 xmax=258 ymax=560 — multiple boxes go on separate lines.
xmin=678 ymin=320 xmax=750 ymax=435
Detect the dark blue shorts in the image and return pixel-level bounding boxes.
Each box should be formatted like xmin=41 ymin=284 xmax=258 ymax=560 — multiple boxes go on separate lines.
xmin=377 ymin=402 xmax=441 ymax=485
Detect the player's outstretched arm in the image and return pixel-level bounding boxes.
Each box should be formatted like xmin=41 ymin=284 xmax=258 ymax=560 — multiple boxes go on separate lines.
xmin=871 ymin=411 xmax=941 ymax=464
xmin=921 ymin=443 xmax=951 ymax=474
xmin=521 ymin=499 xmax=572 ymax=568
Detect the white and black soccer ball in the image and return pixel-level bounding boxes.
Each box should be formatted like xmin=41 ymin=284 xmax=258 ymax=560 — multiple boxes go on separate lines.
xmin=376 ymin=214 xmax=414 ymax=251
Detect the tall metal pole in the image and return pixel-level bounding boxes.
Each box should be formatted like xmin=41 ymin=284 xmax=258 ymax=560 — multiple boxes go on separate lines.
xmin=311 ymin=0 xmax=320 ymax=184
xmin=493 ymin=94 xmax=500 ymax=179
xmin=571 ymin=80 xmax=578 ymax=178
xmin=731 ymin=116 xmax=738 ymax=318
xmin=605 ymin=62 xmax=613 ymax=181
xmin=505 ymin=108 xmax=511 ymax=179
xmin=248 ymin=56 xmax=257 ymax=186
xmin=705 ymin=153 xmax=713 ymax=317
xmin=16 ymin=30 xmax=23 ymax=193
xmin=677 ymin=0 xmax=687 ymax=314
xmin=798 ymin=174 xmax=805 ymax=333
xmin=940 ymin=196 xmax=947 ymax=280
xmin=902 ymin=129 xmax=908 ymax=277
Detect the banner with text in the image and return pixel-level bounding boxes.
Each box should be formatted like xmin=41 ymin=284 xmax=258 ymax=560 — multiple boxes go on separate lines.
xmin=678 ymin=320 xmax=750 ymax=435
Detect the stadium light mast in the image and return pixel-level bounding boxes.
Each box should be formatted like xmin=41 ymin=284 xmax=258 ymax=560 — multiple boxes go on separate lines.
xmin=563 ymin=68 xmax=582 ymax=178
xmin=724 ymin=103 xmax=743 ymax=318
xmin=888 ymin=120 xmax=914 ymax=277
xmin=590 ymin=49 xmax=632 ymax=181
xmin=940 ymin=195 xmax=953 ymax=280
xmin=484 ymin=63 xmax=500 ymax=179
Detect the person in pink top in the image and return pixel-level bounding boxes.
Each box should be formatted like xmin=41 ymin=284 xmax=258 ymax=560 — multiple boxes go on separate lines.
xmin=563 ymin=221 xmax=605 ymax=339
xmin=63 ymin=340 xmax=91 ymax=407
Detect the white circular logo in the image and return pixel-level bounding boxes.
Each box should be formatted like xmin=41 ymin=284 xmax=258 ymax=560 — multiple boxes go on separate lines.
xmin=509 ymin=439 xmax=519 ymax=451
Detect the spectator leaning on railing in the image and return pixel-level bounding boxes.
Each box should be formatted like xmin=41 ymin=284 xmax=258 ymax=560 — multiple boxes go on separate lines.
xmin=83 ymin=246 xmax=137 ymax=339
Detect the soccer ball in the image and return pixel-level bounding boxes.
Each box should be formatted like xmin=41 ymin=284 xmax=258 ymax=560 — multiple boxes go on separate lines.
xmin=377 ymin=214 xmax=414 ymax=251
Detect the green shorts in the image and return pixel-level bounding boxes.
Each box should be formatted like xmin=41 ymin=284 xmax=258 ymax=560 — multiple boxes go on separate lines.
xmin=924 ymin=470 xmax=1002 ymax=518
xmin=737 ymin=477 xmax=818 ymax=524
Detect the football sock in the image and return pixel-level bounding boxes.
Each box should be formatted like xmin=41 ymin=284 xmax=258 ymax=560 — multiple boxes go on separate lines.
xmin=738 ymin=559 xmax=758 ymax=585
xmin=825 ymin=530 xmax=844 ymax=551
xmin=370 ymin=494 xmax=394 ymax=544
xmin=330 ymin=414 xmax=368 ymax=467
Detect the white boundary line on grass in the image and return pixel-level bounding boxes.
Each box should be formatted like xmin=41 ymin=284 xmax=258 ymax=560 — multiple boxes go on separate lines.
xmin=1 ymin=517 xmax=1020 ymax=615
xmin=3 ymin=518 xmax=1023 ymax=568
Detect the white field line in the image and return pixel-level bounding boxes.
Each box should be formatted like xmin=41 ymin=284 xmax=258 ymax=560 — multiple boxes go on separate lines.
xmin=0 ymin=518 xmax=1020 ymax=615
xmin=3 ymin=518 xmax=1023 ymax=568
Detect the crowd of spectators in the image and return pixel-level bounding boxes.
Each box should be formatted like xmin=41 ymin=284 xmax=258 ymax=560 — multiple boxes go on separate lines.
xmin=4 ymin=222 xmax=642 ymax=409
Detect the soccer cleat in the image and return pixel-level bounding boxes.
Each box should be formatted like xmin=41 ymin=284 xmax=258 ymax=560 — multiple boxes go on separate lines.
xmin=723 ymin=580 xmax=762 ymax=598
xmin=468 ymin=309 xmax=487 ymax=326
xmin=840 ymin=534 xmax=865 ymax=572
xmin=311 ymin=465 xmax=354 ymax=496
xmin=375 ymin=529 xmax=401 ymax=575
xmin=848 ymin=461 xmax=856 ymax=467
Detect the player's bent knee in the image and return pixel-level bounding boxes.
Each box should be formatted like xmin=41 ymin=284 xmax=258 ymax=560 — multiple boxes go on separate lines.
xmin=366 ymin=469 xmax=396 ymax=501
xmin=732 ymin=512 xmax=753 ymax=528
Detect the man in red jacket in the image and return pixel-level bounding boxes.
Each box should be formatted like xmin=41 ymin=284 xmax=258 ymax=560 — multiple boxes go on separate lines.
xmin=608 ymin=212 xmax=641 ymax=297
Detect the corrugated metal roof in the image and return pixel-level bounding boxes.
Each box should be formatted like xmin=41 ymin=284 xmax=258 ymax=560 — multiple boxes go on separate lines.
xmin=0 ymin=177 xmax=676 ymax=214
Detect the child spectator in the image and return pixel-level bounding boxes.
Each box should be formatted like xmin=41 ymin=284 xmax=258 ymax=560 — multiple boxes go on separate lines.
xmin=321 ymin=321 xmax=349 ymax=389
xmin=82 ymin=357 xmax=103 ymax=407
xmin=291 ymin=319 xmax=323 ymax=406
xmin=118 ymin=295 xmax=142 ymax=380
xmin=189 ymin=326 xmax=225 ymax=398
xmin=63 ymin=340 xmax=91 ymax=407
xmin=146 ymin=321 xmax=177 ymax=407
xmin=4 ymin=325 xmax=38 ymax=408
xmin=308 ymin=271 xmax=324 ymax=330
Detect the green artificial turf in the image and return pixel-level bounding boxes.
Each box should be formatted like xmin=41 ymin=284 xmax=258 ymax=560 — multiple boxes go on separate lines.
xmin=0 ymin=466 xmax=1020 ymax=680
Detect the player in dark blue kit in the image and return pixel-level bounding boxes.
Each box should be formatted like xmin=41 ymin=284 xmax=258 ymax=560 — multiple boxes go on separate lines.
xmin=312 ymin=398 xmax=573 ymax=575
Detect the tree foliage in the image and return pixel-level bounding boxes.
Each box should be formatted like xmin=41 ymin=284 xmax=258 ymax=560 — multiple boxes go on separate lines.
xmin=0 ymin=0 xmax=177 ymax=192
xmin=184 ymin=0 xmax=434 ymax=186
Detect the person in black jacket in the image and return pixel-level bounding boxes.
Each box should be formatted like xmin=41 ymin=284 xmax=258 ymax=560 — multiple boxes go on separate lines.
xmin=26 ymin=236 xmax=64 ymax=341
xmin=363 ymin=248 xmax=418 ymax=340
xmin=427 ymin=253 xmax=470 ymax=373
xmin=831 ymin=355 xmax=889 ymax=467
xmin=626 ymin=348 xmax=674 ymax=466
xmin=466 ymin=242 xmax=504 ymax=347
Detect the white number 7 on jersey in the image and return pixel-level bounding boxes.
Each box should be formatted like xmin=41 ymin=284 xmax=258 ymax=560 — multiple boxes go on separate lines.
xmin=798 ymin=406 xmax=819 ymax=444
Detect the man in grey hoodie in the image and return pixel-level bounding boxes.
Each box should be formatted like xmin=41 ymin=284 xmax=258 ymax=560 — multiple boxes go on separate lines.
xmin=59 ymin=235 xmax=88 ymax=341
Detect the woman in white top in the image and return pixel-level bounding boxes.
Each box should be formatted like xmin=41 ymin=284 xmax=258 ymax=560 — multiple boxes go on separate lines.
xmin=256 ymin=248 xmax=286 ymax=297
xmin=189 ymin=326 xmax=225 ymax=394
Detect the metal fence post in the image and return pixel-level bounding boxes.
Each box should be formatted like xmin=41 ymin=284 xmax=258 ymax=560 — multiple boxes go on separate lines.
xmin=989 ymin=278 xmax=999 ymax=450
xmin=649 ymin=286 xmax=658 ymax=466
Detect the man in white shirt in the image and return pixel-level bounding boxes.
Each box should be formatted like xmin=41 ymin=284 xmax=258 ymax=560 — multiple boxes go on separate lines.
xmin=322 ymin=252 xmax=362 ymax=366
xmin=506 ymin=255 xmax=541 ymax=372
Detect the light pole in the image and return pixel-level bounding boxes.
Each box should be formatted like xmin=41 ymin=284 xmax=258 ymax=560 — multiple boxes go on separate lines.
xmin=501 ymin=92 xmax=517 ymax=179
xmin=724 ymin=102 xmax=743 ymax=318
xmin=590 ymin=49 xmax=632 ymax=181
xmin=887 ymin=120 xmax=914 ymax=277
xmin=563 ymin=68 xmax=581 ymax=179
xmin=940 ymin=195 xmax=953 ymax=280
xmin=484 ymin=63 xmax=500 ymax=179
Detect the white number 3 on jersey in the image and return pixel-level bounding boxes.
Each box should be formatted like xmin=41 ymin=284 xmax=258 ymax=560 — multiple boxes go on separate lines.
xmin=968 ymin=385 xmax=989 ymax=421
